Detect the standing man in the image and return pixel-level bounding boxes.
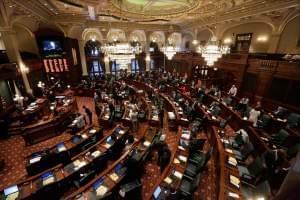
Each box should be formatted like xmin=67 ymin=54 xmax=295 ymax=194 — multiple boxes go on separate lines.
xmin=83 ymin=106 xmax=93 ymax=125
xmin=228 ymin=84 xmax=238 ymax=97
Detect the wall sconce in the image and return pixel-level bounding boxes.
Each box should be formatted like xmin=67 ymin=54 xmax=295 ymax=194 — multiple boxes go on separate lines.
xmin=257 ymin=36 xmax=268 ymax=42
xmin=223 ymin=38 xmax=232 ymax=44
xmin=192 ymin=39 xmax=199 ymax=45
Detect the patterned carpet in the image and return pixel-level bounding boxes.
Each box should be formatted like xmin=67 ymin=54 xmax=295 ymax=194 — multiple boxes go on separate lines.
xmin=0 ymin=96 xmax=220 ymax=199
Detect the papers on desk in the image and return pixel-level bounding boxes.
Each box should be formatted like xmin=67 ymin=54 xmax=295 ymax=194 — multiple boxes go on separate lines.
xmin=73 ymin=160 xmax=87 ymax=171
xmin=228 ymin=157 xmax=237 ymax=166
xmin=5 ymin=192 xmax=19 ymax=200
xmin=173 ymin=171 xmax=183 ymax=179
xmin=104 ymin=143 xmax=112 ymax=149
xmin=178 ymin=155 xmax=187 ymax=163
xmin=178 ymin=146 xmax=185 ymax=151
xmin=228 ymin=192 xmax=239 ymax=199
xmin=212 ymin=116 xmax=217 ymax=120
xmin=225 ymin=148 xmax=233 ymax=154
xmin=243 ymin=117 xmax=248 ymax=120
xmin=96 ymin=185 xmax=108 ymax=196
xmin=168 ymin=112 xmax=176 ymax=120
xmin=82 ymin=134 xmax=88 ymax=139
xmin=181 ymin=117 xmax=188 ymax=121
xmin=104 ymin=115 xmax=109 ymax=120
xmin=260 ymin=137 xmax=269 ymax=142
xmin=89 ymin=129 xmax=97 ymax=134
xmin=91 ymin=150 xmax=101 ymax=158
xmin=29 ymin=156 xmax=41 ymax=164
xmin=57 ymin=144 xmax=67 ymax=152
xmin=119 ymin=130 xmax=125 ymax=135
xmin=109 ymin=172 xmax=119 ymax=182
xmin=173 ymin=158 xmax=180 ymax=164
xmin=178 ymin=112 xmax=183 ymax=115
xmin=164 ymin=177 xmax=173 ymax=184
xmin=230 ymin=175 xmax=240 ymax=188
xmin=143 ymin=141 xmax=151 ymax=147
xmin=152 ymin=116 xmax=159 ymax=121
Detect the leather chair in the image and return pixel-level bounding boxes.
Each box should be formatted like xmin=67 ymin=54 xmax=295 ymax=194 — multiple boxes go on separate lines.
xmin=287 ymin=113 xmax=300 ymax=128
xmin=238 ymin=157 xmax=268 ymax=189
xmin=270 ymin=129 xmax=290 ymax=148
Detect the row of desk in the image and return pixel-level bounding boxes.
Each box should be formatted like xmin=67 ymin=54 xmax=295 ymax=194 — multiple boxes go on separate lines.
xmin=64 ymin=126 xmax=158 ymax=200
xmin=1 ymin=126 xmax=129 ymax=200
xmin=25 ymin=126 xmax=103 ymax=176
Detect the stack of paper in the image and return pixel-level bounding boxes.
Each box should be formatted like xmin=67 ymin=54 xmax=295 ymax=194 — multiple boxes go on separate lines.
xmin=91 ymin=150 xmax=101 ymax=158
xmin=164 ymin=177 xmax=173 ymax=184
xmin=89 ymin=129 xmax=97 ymax=134
xmin=109 ymin=173 xmax=119 ymax=182
xmin=228 ymin=157 xmax=237 ymax=166
xmin=43 ymin=176 xmax=55 ymax=186
xmin=173 ymin=158 xmax=180 ymax=164
xmin=225 ymin=148 xmax=233 ymax=154
xmin=119 ymin=130 xmax=125 ymax=135
xmin=82 ymin=134 xmax=88 ymax=139
xmin=173 ymin=171 xmax=183 ymax=179
xmin=96 ymin=185 xmax=108 ymax=196
xmin=230 ymin=175 xmax=240 ymax=188
xmin=178 ymin=155 xmax=187 ymax=163
xmin=143 ymin=141 xmax=151 ymax=147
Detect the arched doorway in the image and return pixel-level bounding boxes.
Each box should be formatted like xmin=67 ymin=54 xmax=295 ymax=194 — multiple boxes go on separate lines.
xmin=84 ymin=40 xmax=105 ymax=77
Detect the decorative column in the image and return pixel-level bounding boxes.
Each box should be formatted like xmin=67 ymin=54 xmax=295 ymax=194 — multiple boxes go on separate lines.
xmin=267 ymin=33 xmax=281 ymax=53
xmin=145 ymin=54 xmax=150 ymax=71
xmin=104 ymin=56 xmax=110 ymax=74
xmin=78 ymin=39 xmax=88 ymax=76
xmin=1 ymin=29 xmax=32 ymax=94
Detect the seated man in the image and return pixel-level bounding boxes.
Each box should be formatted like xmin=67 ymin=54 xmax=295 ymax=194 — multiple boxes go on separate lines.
xmin=236 ymin=97 xmax=249 ymax=113
xmin=272 ymin=106 xmax=288 ymax=119
xmin=208 ymin=101 xmax=221 ymax=117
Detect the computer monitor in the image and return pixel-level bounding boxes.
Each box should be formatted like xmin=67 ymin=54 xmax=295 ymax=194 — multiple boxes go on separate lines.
xmin=115 ymin=127 xmax=121 ymax=133
xmin=72 ymin=135 xmax=82 ymax=143
xmin=93 ymin=177 xmax=104 ymax=190
xmin=115 ymin=164 xmax=122 ymax=173
xmin=41 ymin=171 xmax=54 ymax=180
xmin=106 ymin=136 xmax=112 ymax=143
xmin=153 ymin=186 xmax=161 ymax=199
xmin=4 ymin=185 xmax=18 ymax=196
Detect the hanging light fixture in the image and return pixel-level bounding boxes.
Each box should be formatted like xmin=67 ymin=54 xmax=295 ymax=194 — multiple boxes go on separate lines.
xmin=197 ymin=36 xmax=230 ymax=66
xmin=161 ymin=45 xmax=180 ymax=60
xmin=101 ymin=1 xmax=142 ymax=69
xmin=102 ymin=42 xmax=141 ymax=69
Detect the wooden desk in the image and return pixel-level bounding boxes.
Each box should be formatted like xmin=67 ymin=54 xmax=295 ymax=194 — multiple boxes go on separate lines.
xmin=25 ymin=126 xmax=103 ymax=176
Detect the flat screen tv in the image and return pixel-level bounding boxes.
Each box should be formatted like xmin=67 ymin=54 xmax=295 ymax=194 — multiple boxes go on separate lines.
xmin=42 ymin=40 xmax=63 ymax=52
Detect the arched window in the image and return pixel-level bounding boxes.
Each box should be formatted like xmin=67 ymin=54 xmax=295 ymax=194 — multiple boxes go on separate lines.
xmin=111 ymin=60 xmax=120 ymax=75
xmin=90 ymin=60 xmax=104 ymax=77
xmin=131 ymin=59 xmax=139 ymax=73
xmin=85 ymin=40 xmax=101 ymax=57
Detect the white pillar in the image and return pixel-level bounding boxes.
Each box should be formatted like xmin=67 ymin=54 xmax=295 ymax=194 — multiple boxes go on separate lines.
xmin=1 ymin=30 xmax=32 ymax=94
xmin=78 ymin=40 xmax=88 ymax=76
xmin=146 ymin=54 xmax=150 ymax=71
xmin=104 ymin=56 xmax=110 ymax=74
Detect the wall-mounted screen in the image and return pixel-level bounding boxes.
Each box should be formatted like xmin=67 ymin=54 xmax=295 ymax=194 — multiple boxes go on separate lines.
xmin=42 ymin=40 xmax=63 ymax=52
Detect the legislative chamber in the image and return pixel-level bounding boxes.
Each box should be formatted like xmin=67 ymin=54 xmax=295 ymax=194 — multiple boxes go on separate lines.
xmin=0 ymin=0 xmax=299 ymax=200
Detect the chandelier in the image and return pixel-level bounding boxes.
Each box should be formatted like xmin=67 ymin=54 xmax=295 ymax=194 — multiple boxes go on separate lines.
xmin=102 ymin=43 xmax=142 ymax=69
xmin=161 ymin=45 xmax=180 ymax=60
xmin=197 ymin=37 xmax=230 ymax=66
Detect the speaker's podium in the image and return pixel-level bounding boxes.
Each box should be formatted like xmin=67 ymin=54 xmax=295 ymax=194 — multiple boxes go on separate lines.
xmin=118 ymin=179 xmax=142 ymax=199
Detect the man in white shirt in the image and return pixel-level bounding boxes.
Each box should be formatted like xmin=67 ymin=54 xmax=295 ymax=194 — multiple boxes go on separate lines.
xmin=228 ymin=84 xmax=237 ymax=97
xmin=249 ymin=108 xmax=261 ymax=127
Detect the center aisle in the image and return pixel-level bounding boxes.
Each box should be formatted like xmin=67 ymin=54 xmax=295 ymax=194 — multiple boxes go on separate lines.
xmin=141 ymin=108 xmax=179 ymax=199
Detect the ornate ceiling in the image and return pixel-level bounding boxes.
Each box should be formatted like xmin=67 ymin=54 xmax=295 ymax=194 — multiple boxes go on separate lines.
xmin=1 ymin=0 xmax=300 ymax=35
